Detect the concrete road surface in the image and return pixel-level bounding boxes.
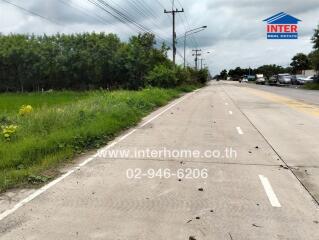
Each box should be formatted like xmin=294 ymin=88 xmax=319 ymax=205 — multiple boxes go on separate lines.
xmin=239 ymin=82 xmax=319 ymax=106
xmin=0 ymin=81 xmax=318 ymax=240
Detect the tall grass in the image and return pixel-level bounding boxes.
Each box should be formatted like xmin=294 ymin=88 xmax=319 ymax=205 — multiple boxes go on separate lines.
xmin=0 ymin=87 xmax=198 ymax=191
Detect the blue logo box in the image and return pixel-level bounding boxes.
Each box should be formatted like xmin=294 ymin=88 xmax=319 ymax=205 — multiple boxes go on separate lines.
xmin=267 ymin=33 xmax=298 ymax=39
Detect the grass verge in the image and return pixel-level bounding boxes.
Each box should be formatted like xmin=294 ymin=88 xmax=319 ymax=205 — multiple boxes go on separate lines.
xmin=0 ymin=85 xmax=201 ymax=192
xmin=303 ymin=82 xmax=319 ymax=90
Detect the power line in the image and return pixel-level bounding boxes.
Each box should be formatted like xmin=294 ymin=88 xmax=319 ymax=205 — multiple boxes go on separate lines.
xmin=154 ymin=0 xmax=166 ymax=9
xmin=87 ymin=0 xmax=171 ymax=48
xmin=88 ymin=0 xmax=146 ymax=34
xmin=1 ymin=0 xmax=61 ymax=25
xmin=57 ymin=0 xmax=113 ymax=26
xmin=125 ymin=0 xmax=171 ymax=40
xmin=174 ymin=0 xmax=199 ymax=47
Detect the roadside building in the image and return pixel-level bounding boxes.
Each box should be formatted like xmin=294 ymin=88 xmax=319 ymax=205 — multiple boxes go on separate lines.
xmin=301 ymin=69 xmax=318 ymax=77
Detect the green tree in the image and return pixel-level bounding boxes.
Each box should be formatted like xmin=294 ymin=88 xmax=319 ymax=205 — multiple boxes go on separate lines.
xmin=219 ymin=69 xmax=228 ymax=79
xmin=0 ymin=32 xmax=201 ymax=92
xmin=310 ymin=25 xmax=319 ymax=72
xmin=290 ymin=53 xmax=310 ymax=73
xmin=312 ymin=24 xmax=319 ymax=50
xmin=228 ymin=67 xmax=244 ymax=79
xmin=309 ymin=51 xmax=319 ymax=71
xmin=256 ymin=65 xmax=286 ymax=78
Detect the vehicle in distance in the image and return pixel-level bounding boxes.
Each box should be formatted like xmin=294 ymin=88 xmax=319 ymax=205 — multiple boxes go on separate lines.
xmin=255 ymin=74 xmax=266 ymax=84
xmin=291 ymin=75 xmax=302 ymax=85
xmin=240 ymin=75 xmax=249 ymax=83
xmin=277 ymin=74 xmax=292 ymax=85
xmin=291 ymin=75 xmax=314 ymax=85
xmin=267 ymin=76 xmax=277 ymax=85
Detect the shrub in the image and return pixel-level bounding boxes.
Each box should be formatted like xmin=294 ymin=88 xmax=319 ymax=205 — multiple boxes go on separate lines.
xmin=187 ymin=67 xmax=209 ymax=84
xmin=146 ymin=64 xmax=178 ymax=88
xmin=197 ymin=69 xmax=209 ymax=84
xmin=175 ymin=66 xmax=191 ymax=84
xmin=145 ymin=64 xmax=205 ymax=88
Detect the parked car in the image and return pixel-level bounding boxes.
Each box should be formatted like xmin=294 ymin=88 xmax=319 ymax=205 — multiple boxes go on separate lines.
xmin=291 ymin=75 xmax=314 ymax=85
xmin=240 ymin=75 xmax=249 ymax=83
xmin=242 ymin=77 xmax=248 ymax=83
xmin=291 ymin=75 xmax=302 ymax=85
xmin=302 ymin=76 xmax=315 ymax=84
xmin=255 ymin=74 xmax=266 ymax=84
xmin=277 ymin=74 xmax=292 ymax=84
xmin=267 ymin=76 xmax=277 ymax=85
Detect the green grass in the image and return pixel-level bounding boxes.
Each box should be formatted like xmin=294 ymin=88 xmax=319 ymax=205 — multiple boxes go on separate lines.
xmin=0 ymin=86 xmax=200 ymax=191
xmin=303 ymin=82 xmax=319 ymax=90
xmin=0 ymin=91 xmax=92 ymax=115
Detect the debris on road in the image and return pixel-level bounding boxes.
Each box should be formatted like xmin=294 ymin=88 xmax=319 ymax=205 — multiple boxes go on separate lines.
xmin=252 ymin=224 xmax=262 ymax=228
xmin=279 ymin=165 xmax=289 ymax=170
xmin=229 ymin=233 xmax=234 ymax=240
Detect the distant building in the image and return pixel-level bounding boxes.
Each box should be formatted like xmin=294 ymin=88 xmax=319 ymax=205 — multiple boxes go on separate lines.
xmin=301 ymin=69 xmax=318 ymax=77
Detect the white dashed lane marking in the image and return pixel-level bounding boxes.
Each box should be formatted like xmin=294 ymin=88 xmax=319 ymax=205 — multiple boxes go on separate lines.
xmin=236 ymin=127 xmax=244 ymax=135
xmin=259 ymin=175 xmax=281 ymax=208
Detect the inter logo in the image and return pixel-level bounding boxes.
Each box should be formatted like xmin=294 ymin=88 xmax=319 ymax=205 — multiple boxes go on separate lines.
xmin=263 ymin=12 xmax=301 ymax=40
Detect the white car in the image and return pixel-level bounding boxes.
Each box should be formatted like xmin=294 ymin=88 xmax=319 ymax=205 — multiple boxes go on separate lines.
xmin=277 ymin=74 xmax=292 ymax=84
xmin=298 ymin=76 xmax=314 ymax=84
xmin=240 ymin=77 xmax=248 ymax=83
xmin=256 ymin=74 xmax=266 ymax=84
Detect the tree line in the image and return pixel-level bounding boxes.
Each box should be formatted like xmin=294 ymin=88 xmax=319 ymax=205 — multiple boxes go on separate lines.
xmin=218 ymin=25 xmax=319 ymax=80
xmin=218 ymin=65 xmax=292 ymax=80
xmin=0 ymin=32 xmax=208 ymax=92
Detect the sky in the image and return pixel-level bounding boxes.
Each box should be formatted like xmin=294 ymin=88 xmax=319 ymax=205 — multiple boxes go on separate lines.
xmin=0 ymin=0 xmax=319 ymax=75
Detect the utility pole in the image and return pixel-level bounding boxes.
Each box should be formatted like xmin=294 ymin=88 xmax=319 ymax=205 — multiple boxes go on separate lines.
xmin=192 ymin=49 xmax=201 ymax=70
xmin=164 ymin=4 xmax=184 ymax=65
xmin=200 ymin=58 xmax=205 ymax=70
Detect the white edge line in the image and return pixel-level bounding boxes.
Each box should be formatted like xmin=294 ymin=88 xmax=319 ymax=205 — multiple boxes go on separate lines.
xmin=0 ymin=89 xmax=198 ymax=222
xmin=236 ymin=126 xmax=244 ymax=135
xmin=259 ymin=175 xmax=281 ymax=208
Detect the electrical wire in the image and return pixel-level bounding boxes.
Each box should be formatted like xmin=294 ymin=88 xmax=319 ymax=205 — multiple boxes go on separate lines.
xmin=1 ymin=0 xmax=62 ymax=25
